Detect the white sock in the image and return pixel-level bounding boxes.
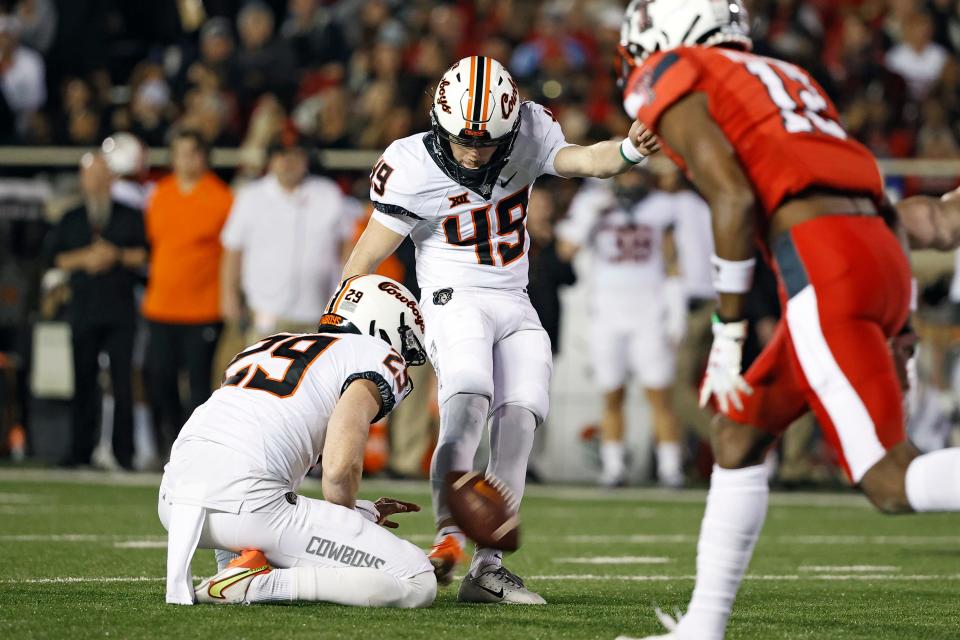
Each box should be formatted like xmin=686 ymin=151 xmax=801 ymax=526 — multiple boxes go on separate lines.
xmin=245 ymin=569 xmax=292 ymax=603
xmin=905 ymin=448 xmax=960 ymax=511
xmin=287 ymin=566 xmax=409 ymax=607
xmin=486 ymin=405 xmax=537 ymax=507
xmin=657 ymin=441 xmax=683 ymax=486
xmin=431 ymin=394 xmax=489 ymax=526
xmin=470 ymin=547 xmax=503 ymax=576
xmin=676 ymin=464 xmax=769 ymax=640
xmin=601 ymin=441 xmax=626 ymax=481
xmin=215 ymin=549 xmax=239 ymax=572
xmin=435 ymin=525 xmax=466 ymax=550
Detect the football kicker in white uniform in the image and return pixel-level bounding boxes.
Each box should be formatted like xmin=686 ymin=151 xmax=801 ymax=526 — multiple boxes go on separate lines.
xmin=159 ymin=275 xmax=437 ymax=608
xmin=558 ymin=173 xmax=687 ymax=487
xmin=342 ymin=55 xmax=661 ymax=604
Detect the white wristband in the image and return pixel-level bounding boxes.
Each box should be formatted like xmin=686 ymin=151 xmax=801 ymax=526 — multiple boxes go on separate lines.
xmin=910 ymin=277 xmax=918 ymax=312
xmin=711 ymin=255 xmax=756 ymax=294
xmin=619 ymin=137 xmax=649 ymax=166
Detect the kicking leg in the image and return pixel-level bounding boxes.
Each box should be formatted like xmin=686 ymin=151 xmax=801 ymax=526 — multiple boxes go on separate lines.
xmin=459 ymin=403 xmax=545 ymax=605
xmin=430 ymin=392 xmax=490 ymax=529
xmin=469 ymin=404 xmax=536 ymax=575
xmin=428 ymin=392 xmax=490 ymax=582
xmin=458 ymin=318 xmax=552 ymax=605
xmin=420 ymin=293 xmax=497 ymax=582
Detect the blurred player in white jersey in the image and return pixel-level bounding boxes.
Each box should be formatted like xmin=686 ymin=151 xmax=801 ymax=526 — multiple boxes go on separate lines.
xmin=159 ymin=275 xmax=437 ymax=609
xmin=558 ymin=172 xmax=686 ymax=488
xmin=342 ymin=56 xmax=659 ymax=604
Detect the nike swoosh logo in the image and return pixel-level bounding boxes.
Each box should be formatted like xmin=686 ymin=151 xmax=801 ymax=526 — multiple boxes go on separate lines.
xmin=500 ymin=172 xmax=517 ymax=188
xmin=478 ymin=584 xmax=505 ymax=599
xmin=208 ymin=565 xmax=269 ymax=599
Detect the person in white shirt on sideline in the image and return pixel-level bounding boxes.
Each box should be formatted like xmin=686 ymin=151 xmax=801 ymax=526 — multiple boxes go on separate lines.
xmin=0 ymin=15 xmax=45 ymax=137
xmin=220 ymin=136 xmax=357 ymax=343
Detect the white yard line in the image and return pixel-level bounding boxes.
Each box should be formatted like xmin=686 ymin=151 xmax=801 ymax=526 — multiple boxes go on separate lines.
xmin=780 ymin=535 xmax=960 ymax=545
xmin=554 ymin=556 xmax=672 ymax=565
xmin=0 ymin=492 xmax=38 ymax=503
xmin=0 ymin=505 xmax=129 ymax=515
xmin=566 ymin=534 xmax=960 ymax=545
xmin=800 ymin=565 xmax=899 ymax=572
xmin=405 ymin=534 xmax=435 ymax=543
xmin=565 ymin=534 xmax=698 ymax=544
xmin=0 ymin=534 xmax=166 ymax=542
xmin=527 ymin=574 xmax=960 ymax=582
xmin=0 ymin=576 xmax=198 ymax=585
xmin=113 ymin=541 xmax=168 ymax=549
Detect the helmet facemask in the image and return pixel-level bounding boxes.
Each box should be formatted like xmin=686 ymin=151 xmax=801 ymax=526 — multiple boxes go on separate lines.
xmin=397 ymin=312 xmax=427 ymax=366
xmin=429 ymin=107 xmax=522 ymax=199
xmin=322 ymin=275 xmax=427 ymax=368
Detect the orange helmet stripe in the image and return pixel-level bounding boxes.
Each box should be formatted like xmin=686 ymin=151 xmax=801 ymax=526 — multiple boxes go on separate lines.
xmin=328 ymin=275 xmax=363 ymax=314
xmin=478 ymin=58 xmax=493 ymax=131
xmin=465 ymin=56 xmax=477 ymax=132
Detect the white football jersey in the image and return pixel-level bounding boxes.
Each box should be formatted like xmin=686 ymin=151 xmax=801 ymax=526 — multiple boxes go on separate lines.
xmin=370 ymin=101 xmax=571 ymax=291
xmin=559 ymin=181 xmax=677 ymax=295
xmin=163 ymin=331 xmax=411 ymax=512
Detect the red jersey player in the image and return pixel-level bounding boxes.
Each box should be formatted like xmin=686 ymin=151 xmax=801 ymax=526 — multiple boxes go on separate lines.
xmin=614 ymin=2 xmax=960 ymax=639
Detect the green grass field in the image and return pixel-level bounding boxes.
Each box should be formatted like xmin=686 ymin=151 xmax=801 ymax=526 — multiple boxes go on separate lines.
xmin=0 ymin=468 xmax=958 ymax=639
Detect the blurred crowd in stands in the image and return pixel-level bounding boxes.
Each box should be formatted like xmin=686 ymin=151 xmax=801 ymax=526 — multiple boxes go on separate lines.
xmin=0 ymin=0 xmax=959 ymax=484
xmin=0 ymin=0 xmax=958 ymax=191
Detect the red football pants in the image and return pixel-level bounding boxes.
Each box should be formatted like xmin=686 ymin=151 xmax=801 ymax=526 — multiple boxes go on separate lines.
xmin=724 ymin=215 xmax=912 ymax=482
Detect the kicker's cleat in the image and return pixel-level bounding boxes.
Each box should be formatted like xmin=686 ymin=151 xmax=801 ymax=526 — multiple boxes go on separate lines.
xmin=195 ymin=549 xmax=272 ymax=604
xmin=457 ymin=564 xmax=546 ymax=605
xmin=428 ymin=534 xmax=465 ymax=586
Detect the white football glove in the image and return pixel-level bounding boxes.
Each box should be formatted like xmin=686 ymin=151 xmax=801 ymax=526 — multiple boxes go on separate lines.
xmin=699 ymin=317 xmax=753 ymax=413
xmin=354 ymin=499 xmax=380 ymax=523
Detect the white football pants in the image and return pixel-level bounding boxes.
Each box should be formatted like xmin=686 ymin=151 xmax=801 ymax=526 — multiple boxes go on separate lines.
xmin=421 ymin=287 xmax=552 ymax=421
xmin=158 ymin=486 xmax=435 ymax=607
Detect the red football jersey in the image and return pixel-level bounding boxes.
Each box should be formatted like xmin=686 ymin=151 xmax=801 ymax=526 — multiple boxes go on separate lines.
xmin=623 ymin=46 xmax=884 ymax=217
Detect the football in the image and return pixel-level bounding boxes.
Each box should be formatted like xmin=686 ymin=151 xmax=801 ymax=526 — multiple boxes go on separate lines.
xmin=445 ymin=471 xmax=520 ymax=551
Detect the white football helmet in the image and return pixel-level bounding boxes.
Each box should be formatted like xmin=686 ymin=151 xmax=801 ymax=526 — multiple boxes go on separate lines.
xmin=429 ymin=56 xmax=522 ymax=198
xmin=619 ymin=0 xmax=752 ymax=72
xmin=101 ymin=132 xmax=148 ymax=177
xmin=322 ymin=275 xmax=426 ymax=366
